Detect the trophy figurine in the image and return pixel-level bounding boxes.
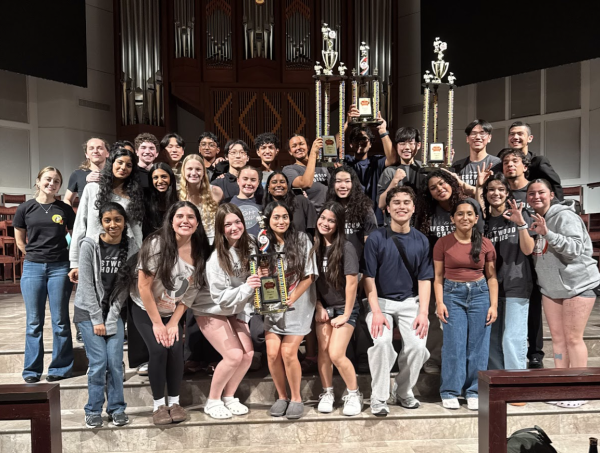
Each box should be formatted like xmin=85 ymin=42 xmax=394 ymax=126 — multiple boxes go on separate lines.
xmin=250 ymin=218 xmax=289 ymax=315
xmin=350 ymin=42 xmax=381 ymax=127
xmin=421 ymin=37 xmax=456 ymax=171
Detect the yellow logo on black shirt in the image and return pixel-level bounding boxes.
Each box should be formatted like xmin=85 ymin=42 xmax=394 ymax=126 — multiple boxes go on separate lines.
xmin=52 ymin=214 xmax=63 ymax=225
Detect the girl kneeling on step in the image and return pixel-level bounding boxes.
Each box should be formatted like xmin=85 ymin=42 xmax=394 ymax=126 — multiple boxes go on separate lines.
xmin=131 ymin=201 xmax=211 ymax=425
xmin=191 ymin=203 xmax=259 ymax=419
xmin=70 ymin=202 xmax=135 ymax=429
xmin=263 ymin=201 xmax=318 ymax=420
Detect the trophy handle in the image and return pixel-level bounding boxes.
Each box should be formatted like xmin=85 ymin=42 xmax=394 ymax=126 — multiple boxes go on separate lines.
xmin=276 ymin=254 xmax=288 ymax=305
xmin=249 ymin=260 xmax=261 ymax=313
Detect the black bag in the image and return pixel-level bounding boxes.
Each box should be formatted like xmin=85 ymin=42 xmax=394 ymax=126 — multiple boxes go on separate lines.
xmin=507 ymin=425 xmax=558 ymax=453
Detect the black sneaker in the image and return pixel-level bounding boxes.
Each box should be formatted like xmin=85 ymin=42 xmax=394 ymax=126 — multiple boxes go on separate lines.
xmin=76 ymin=329 xmax=83 ymax=344
xmin=528 ymin=357 xmax=544 ymax=369
xmin=109 ymin=412 xmax=129 ymax=427
xmin=85 ymin=414 xmax=103 ymax=429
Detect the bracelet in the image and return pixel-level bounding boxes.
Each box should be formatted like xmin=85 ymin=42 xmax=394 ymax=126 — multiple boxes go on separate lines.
xmin=517 ymin=223 xmax=528 ymax=230
xmin=379 ymin=132 xmax=389 ymax=139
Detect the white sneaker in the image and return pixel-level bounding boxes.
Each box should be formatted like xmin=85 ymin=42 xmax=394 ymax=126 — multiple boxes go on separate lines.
xmin=442 ymin=398 xmax=460 ymax=409
xmin=317 ymin=391 xmax=335 ymax=413
xmin=370 ymin=398 xmax=390 ymax=415
xmin=137 ymin=363 xmax=149 ymax=376
xmin=398 ymin=395 xmax=421 ymax=409
xmin=342 ymin=391 xmax=363 ymax=416
xmin=423 ymin=360 xmax=441 ymax=374
xmin=467 ymin=397 xmax=479 ymax=411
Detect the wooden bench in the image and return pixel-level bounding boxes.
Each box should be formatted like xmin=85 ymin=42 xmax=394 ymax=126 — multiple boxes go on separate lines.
xmin=479 ymin=367 xmax=600 ymax=453
xmin=0 ymin=383 xmax=62 ymax=453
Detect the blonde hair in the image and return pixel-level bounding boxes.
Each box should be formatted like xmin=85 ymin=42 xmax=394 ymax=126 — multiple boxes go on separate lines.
xmin=179 ymin=154 xmax=218 ymax=228
xmin=79 ymin=137 xmax=110 ymax=170
xmin=34 ymin=166 xmax=63 ymax=197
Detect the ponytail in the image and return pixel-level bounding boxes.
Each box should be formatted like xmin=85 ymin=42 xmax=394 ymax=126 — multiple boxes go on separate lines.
xmin=470 ymin=226 xmax=482 ymax=263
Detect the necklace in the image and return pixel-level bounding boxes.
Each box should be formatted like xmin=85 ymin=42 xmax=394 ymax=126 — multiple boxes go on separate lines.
xmin=38 ymin=201 xmax=53 ymax=214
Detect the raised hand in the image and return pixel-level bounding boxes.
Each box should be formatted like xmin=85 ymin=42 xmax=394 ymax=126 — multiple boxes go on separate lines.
xmin=502 ymin=198 xmax=526 ymax=226
xmin=476 ymin=162 xmax=494 ymax=187
xmin=377 ymin=111 xmax=387 ymax=134
xmin=530 ymin=213 xmax=548 ymax=236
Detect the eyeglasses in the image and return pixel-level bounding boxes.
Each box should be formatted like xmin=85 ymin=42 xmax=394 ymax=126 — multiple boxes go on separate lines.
xmin=229 ymin=151 xmax=247 ymax=157
xmin=469 ymin=132 xmax=489 ymax=138
xmin=200 ymin=142 xmax=217 ymax=149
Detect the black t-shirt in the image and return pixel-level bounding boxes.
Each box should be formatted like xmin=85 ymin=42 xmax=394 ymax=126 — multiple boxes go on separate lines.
xmin=428 ymin=197 xmax=485 ymax=248
xmin=451 ymin=155 xmax=501 ymax=188
xmin=316 ymin=241 xmax=359 ymax=308
xmin=67 ymin=169 xmax=91 ymax=199
xmin=511 ymin=186 xmax=533 ymax=214
xmin=485 ymin=213 xmax=534 ymax=298
xmin=345 ymin=207 xmax=378 ymax=259
xmin=138 ymin=167 xmax=151 ymax=189
xmin=99 ymin=238 xmax=122 ymax=316
xmin=291 ymin=194 xmax=317 ymax=234
xmin=13 ymin=199 xmax=76 ymax=263
xmin=230 ymin=196 xmax=262 ymax=237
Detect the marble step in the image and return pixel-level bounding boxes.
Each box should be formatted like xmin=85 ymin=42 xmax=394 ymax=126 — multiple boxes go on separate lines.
xmin=1 ymin=401 xmax=599 ymax=452
xmin=2 ymin=357 xmax=600 ymax=411
xmin=1 ymin=335 xmax=599 ymax=375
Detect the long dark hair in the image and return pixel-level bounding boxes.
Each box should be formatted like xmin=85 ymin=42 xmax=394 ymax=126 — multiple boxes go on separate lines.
xmin=262 ymin=170 xmax=297 ymax=212
xmin=415 ymin=169 xmax=464 ymax=235
xmin=145 ymin=163 xmax=179 ymax=232
xmin=214 ymin=203 xmax=254 ymax=277
xmin=482 ymin=173 xmax=512 ymax=218
xmin=263 ymin=201 xmax=305 ymax=283
xmin=95 ymin=147 xmax=144 ymax=223
xmin=311 ymin=201 xmax=346 ymax=290
xmin=451 ymin=199 xmax=482 ymax=263
xmin=138 ymin=201 xmax=211 ymax=290
xmin=98 ymin=202 xmax=132 ymax=300
xmin=326 ymin=166 xmax=373 ymax=225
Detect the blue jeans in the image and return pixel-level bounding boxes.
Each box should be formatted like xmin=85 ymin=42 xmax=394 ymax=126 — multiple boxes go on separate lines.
xmin=488 ymin=297 xmax=529 ymax=370
xmin=77 ymin=319 xmax=126 ymax=415
xmin=440 ymin=279 xmax=491 ymax=400
xmin=21 ymin=260 xmax=73 ymax=379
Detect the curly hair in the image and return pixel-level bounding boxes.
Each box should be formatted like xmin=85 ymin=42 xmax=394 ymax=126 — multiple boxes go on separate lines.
xmin=414 ymin=169 xmax=464 ymax=235
xmin=179 ymin=154 xmax=218 ymax=230
xmin=95 ymin=148 xmax=145 ymax=223
xmin=310 ymin=201 xmax=347 ymax=291
xmin=79 ymin=137 xmax=110 ymax=170
xmin=326 ymin=165 xmax=373 ymax=225
xmin=98 ymin=202 xmax=132 ymax=299
xmin=263 ymin=201 xmax=306 ymax=285
xmin=138 ymin=201 xmax=211 ymax=291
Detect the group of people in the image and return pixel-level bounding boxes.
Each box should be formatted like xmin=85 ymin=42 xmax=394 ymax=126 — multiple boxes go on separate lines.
xmin=14 ymin=109 xmax=599 ymax=428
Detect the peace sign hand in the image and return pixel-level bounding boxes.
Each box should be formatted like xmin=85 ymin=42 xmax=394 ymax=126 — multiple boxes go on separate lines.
xmin=530 ymin=213 xmax=548 ymax=236
xmin=476 ymin=162 xmax=494 ymax=187
xmin=502 ymin=199 xmax=526 ymax=226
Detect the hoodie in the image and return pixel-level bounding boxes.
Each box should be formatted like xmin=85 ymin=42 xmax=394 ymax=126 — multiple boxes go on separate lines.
xmin=191 ymin=247 xmax=255 ymax=322
xmin=73 ymin=236 xmax=137 ymax=335
xmin=532 ymin=202 xmax=600 ymax=299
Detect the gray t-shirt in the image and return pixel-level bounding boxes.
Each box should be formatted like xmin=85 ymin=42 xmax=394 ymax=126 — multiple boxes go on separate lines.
xmin=130 ymin=238 xmax=202 ymax=316
xmin=282 ymin=163 xmax=329 ymax=211
xmin=263 ymin=232 xmax=318 ymax=336
xmin=451 ymin=154 xmax=501 ymax=187
xmin=230 ymin=196 xmax=262 ymax=237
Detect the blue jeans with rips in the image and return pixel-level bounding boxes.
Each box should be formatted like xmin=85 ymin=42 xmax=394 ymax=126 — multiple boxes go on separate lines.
xmin=440 ymin=278 xmax=491 ymax=400
xmin=77 ymin=318 xmax=126 ymax=415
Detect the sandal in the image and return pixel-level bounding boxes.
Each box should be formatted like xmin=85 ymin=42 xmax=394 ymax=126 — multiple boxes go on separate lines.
xmin=224 ymin=398 xmax=249 ymax=415
xmin=555 ymin=400 xmax=587 ymax=408
xmin=204 ymin=401 xmax=232 ymax=419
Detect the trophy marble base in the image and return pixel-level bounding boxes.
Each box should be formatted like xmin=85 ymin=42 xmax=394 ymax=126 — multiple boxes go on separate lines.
xmin=350 ymin=118 xmax=382 ymax=127
xmin=419 ymin=163 xmax=451 ymax=173
xmin=255 ymin=303 xmax=288 ymax=315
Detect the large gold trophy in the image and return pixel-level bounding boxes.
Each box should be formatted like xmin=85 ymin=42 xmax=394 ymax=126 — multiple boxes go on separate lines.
xmin=249 ymin=217 xmax=289 ymax=315
xmin=314 ymin=23 xmax=347 ymax=162
xmin=421 ymin=37 xmax=456 ymax=170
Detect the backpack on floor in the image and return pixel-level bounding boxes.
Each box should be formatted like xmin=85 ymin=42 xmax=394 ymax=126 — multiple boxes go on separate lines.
xmin=507 ymin=425 xmax=558 ymax=453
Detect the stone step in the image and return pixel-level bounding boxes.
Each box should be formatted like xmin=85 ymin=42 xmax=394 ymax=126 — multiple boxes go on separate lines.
xmin=1 ymin=401 xmax=599 ymax=452
xmin=1 ymin=335 xmax=599 ymax=375
xmin=2 ymin=357 xmax=600 ymax=411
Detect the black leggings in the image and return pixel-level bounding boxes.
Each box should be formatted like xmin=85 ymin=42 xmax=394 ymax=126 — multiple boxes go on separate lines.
xmin=131 ymin=302 xmax=184 ymax=400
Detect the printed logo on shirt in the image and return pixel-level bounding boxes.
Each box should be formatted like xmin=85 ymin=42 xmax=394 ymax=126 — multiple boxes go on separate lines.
xmin=101 ymin=256 xmax=121 ymax=274
xmin=430 ymin=223 xmax=454 ymax=238
xmin=459 ymin=168 xmax=478 ymax=187
xmin=157 ymin=268 xmax=194 ymax=312
xmin=238 ymin=204 xmax=261 ymax=231
xmin=52 ymin=214 xmax=63 ymax=225
xmin=486 ymin=225 xmax=517 ymax=243
xmin=532 ymin=236 xmax=548 ymax=256
xmin=313 ymin=172 xmax=329 ymax=184
xmin=345 ymin=221 xmax=361 ymax=235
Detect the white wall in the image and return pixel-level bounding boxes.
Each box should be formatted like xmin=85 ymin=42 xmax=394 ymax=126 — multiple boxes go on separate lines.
xmin=0 ymin=0 xmax=116 ymax=198
xmin=394 ymin=1 xmax=600 ymax=213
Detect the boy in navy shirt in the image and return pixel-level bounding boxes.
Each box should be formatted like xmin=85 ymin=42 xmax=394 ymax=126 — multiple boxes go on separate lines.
xmin=362 ymin=186 xmax=433 ymax=415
